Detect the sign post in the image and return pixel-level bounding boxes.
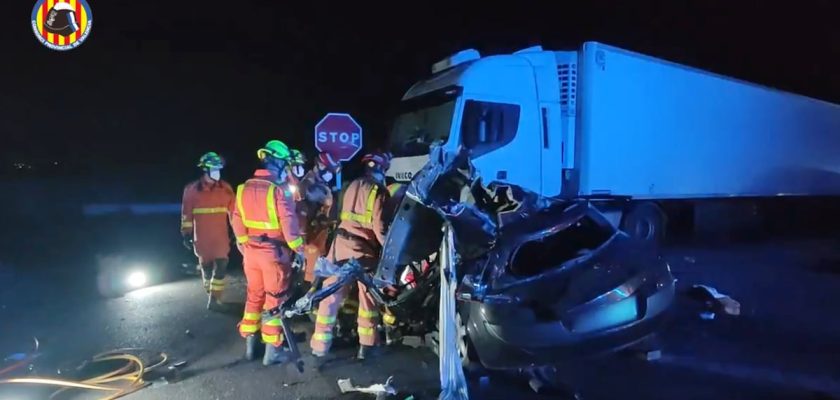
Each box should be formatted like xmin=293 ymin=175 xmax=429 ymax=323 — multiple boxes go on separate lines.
xmin=314 ymin=113 xmax=363 ymax=190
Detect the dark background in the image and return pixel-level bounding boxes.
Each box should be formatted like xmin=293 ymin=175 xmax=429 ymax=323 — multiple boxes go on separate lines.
xmin=2 ymin=0 xmax=840 ymax=185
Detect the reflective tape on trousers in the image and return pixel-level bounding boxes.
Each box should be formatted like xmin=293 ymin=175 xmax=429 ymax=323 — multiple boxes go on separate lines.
xmin=192 ymin=207 xmax=229 ymax=215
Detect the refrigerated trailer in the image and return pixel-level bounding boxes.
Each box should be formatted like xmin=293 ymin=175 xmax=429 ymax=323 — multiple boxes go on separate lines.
xmin=386 ymin=42 xmax=840 ymax=241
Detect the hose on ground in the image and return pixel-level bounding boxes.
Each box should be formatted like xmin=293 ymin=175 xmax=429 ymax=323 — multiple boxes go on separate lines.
xmin=0 ymin=348 xmax=168 ymax=400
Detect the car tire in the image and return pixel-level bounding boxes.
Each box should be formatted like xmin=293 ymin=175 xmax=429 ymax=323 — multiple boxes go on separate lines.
xmin=456 ymin=310 xmax=484 ymax=376
xmin=622 ymin=202 xmax=667 ymax=243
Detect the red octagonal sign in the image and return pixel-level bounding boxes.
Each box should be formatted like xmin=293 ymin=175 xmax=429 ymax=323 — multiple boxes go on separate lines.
xmin=314 ymin=113 xmax=363 ymax=162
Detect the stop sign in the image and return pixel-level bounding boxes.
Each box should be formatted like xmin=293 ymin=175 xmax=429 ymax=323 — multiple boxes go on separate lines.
xmin=314 ymin=113 xmax=363 ymax=162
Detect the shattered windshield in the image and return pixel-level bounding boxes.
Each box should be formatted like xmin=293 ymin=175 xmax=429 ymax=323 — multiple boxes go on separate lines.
xmin=389 ymin=92 xmax=458 ymax=157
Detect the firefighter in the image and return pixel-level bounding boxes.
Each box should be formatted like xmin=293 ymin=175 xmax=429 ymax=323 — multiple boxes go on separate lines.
xmin=297 ymin=152 xmax=341 ymax=282
xmin=310 ymin=151 xmax=392 ymax=362
xmin=180 ymin=152 xmax=235 ymax=311
xmin=231 ymin=140 xmax=305 ymax=366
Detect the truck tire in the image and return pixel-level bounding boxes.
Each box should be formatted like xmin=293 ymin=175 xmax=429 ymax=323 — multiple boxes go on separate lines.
xmin=622 ymin=202 xmax=667 ymax=243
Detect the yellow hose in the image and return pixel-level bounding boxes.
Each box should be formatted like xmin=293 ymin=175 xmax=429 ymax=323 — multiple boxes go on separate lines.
xmin=0 ymin=349 xmax=169 ymax=400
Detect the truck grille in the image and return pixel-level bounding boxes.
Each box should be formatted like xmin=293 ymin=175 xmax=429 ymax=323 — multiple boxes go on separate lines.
xmin=558 ymin=63 xmax=577 ymax=115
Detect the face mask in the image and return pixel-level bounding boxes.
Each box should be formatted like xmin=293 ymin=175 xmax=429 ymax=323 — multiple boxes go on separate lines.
xmin=320 ymin=170 xmax=334 ymax=183
xmin=208 ymin=170 xmax=221 ymax=181
xmin=292 ymin=165 xmax=305 ymax=179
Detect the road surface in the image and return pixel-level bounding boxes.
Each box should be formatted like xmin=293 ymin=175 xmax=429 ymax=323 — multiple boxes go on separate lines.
xmin=1 ymin=239 xmax=839 ymax=400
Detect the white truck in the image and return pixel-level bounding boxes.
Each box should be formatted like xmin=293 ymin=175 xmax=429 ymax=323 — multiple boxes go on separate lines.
xmin=386 ymin=42 xmax=840 ymax=241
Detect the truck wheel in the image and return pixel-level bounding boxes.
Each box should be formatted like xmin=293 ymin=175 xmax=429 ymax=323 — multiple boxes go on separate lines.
xmin=622 ymin=202 xmax=667 ymax=243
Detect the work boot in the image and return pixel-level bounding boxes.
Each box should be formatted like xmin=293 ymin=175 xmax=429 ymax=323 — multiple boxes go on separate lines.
xmin=206 ymin=294 xmax=225 ymax=312
xmin=310 ymin=351 xmax=333 ymax=371
xmin=356 ymin=345 xmax=383 ymax=361
xmin=263 ymin=344 xmax=291 ymax=366
xmin=244 ymin=335 xmax=258 ymax=361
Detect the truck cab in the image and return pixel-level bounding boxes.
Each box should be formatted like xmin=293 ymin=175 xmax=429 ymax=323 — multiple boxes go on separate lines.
xmin=387 ymin=46 xmax=579 ymax=198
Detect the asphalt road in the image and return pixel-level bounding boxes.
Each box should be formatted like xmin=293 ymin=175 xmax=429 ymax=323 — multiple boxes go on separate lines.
xmin=2 ymin=239 xmax=839 ymax=400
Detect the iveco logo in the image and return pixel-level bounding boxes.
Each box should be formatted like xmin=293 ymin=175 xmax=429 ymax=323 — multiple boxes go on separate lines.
xmin=395 ymin=172 xmax=413 ymax=181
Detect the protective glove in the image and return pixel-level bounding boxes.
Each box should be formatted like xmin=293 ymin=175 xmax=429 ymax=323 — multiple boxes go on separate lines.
xmin=182 ymin=234 xmax=194 ymax=251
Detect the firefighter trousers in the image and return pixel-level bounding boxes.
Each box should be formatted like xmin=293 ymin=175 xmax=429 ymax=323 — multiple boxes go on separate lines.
xmin=310 ymin=276 xmax=380 ymax=354
xmin=200 ymin=258 xmax=228 ymax=300
xmin=238 ymin=245 xmax=292 ymax=347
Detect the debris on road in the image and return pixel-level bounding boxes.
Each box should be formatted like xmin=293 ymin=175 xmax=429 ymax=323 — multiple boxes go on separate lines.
xmin=699 ymin=311 xmax=716 ymax=320
xmin=151 ymin=377 xmax=170 ymax=388
xmin=637 ymin=349 xmax=662 ymax=361
xmin=690 ymin=284 xmax=741 ymax=316
xmin=337 ymin=375 xmax=397 ymax=398
xmin=185 ymin=329 xmax=194 ymax=338
xmin=684 ymin=256 xmax=697 ymax=264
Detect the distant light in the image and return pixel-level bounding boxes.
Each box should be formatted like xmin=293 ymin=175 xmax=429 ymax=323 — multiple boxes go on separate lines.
xmin=126 ymin=271 xmax=148 ymax=288
xmin=288 ymin=185 xmax=298 ymax=194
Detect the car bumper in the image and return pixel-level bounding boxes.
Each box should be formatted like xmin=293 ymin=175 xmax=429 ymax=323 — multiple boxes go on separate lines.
xmin=466 ymin=274 xmax=675 ymax=369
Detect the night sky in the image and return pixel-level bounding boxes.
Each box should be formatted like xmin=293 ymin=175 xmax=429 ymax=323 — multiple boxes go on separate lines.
xmin=2 ymin=1 xmax=839 ymax=179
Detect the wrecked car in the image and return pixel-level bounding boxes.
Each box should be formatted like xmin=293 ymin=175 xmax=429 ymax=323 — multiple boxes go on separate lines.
xmin=378 ymin=145 xmax=676 ymax=369
xmin=294 ymin=144 xmax=676 ymax=370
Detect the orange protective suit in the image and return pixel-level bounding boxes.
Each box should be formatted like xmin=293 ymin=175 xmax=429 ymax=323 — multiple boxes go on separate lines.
xmin=231 ymin=169 xmax=304 ymax=347
xmin=180 ymin=178 xmax=235 ymax=297
xmin=310 ymin=176 xmax=390 ymax=354
xmin=297 ymin=169 xmax=335 ymax=282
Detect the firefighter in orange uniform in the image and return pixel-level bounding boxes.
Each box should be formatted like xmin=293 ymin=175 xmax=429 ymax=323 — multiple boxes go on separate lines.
xmin=180 ymin=152 xmax=235 ymax=311
xmin=310 ymin=151 xmax=392 ymax=361
xmin=298 ymin=152 xmax=341 ymax=283
xmin=231 ymin=140 xmax=305 ymax=366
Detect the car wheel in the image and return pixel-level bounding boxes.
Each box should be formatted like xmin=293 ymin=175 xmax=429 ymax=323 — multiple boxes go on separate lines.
xmin=622 ymin=202 xmax=667 ymax=243
xmin=456 ymin=311 xmax=483 ymax=375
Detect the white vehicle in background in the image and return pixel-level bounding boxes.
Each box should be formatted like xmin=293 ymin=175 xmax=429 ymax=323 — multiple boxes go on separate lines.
xmin=386 ymin=42 xmax=840 ymax=241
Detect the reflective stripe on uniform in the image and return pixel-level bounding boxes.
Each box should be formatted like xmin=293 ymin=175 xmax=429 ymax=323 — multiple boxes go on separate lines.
xmin=192 ymin=207 xmax=228 ymax=215
xmin=236 ymin=235 xmax=249 ymax=244
xmin=358 ymin=309 xmax=379 ymax=319
xmin=316 ymin=314 xmax=336 ymax=325
xmin=383 ymin=313 xmax=396 ymax=325
xmin=242 ymin=312 xmax=261 ymax=322
xmin=236 ymin=182 xmax=280 ymax=230
xmin=312 ymin=332 xmax=333 ymax=342
xmin=239 ymin=323 xmax=259 ymax=333
xmin=263 ymin=318 xmax=282 ymax=327
xmin=288 ymin=237 xmax=304 ymax=251
xmin=357 ymin=326 xmax=375 ymax=337
xmin=181 ymin=221 xmax=193 ymax=229
xmin=262 ymin=333 xmax=283 ymax=343
xmin=387 ymin=184 xmax=402 ymax=197
xmin=210 ymin=281 xmax=225 ymax=290
xmin=340 ymin=185 xmax=379 ymax=224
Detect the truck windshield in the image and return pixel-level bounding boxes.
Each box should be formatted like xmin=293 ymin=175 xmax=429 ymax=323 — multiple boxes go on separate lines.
xmin=389 ymin=90 xmax=458 ymax=157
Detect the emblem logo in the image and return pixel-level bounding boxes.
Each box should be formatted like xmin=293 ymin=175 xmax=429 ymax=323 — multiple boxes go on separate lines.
xmin=31 ymin=0 xmax=93 ymax=51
